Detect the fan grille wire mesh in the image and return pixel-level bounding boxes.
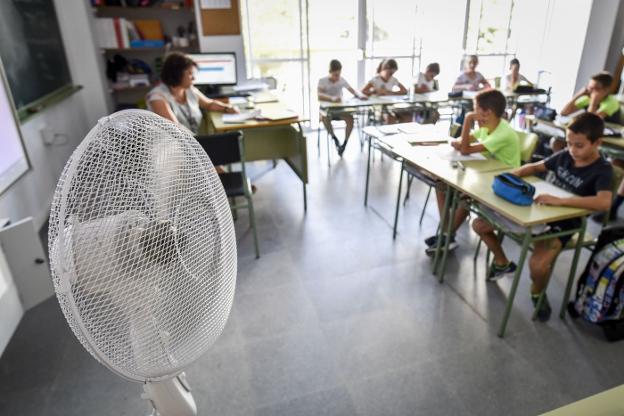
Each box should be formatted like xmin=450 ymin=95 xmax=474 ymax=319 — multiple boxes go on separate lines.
xmin=48 ymin=110 xmax=237 ymax=382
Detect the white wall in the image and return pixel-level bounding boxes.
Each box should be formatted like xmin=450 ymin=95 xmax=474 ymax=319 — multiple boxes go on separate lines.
xmin=605 ymin=1 xmax=624 ymax=81
xmin=194 ymin=2 xmax=248 ymax=83
xmin=0 ymin=0 xmax=109 ymax=231
xmin=575 ymin=0 xmax=620 ymax=92
xmin=0 ymin=245 xmax=23 ymax=355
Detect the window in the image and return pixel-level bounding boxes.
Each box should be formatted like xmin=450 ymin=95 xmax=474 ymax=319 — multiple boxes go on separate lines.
xmin=240 ymin=0 xmax=548 ymax=122
xmin=464 ymin=0 xmax=516 ymax=84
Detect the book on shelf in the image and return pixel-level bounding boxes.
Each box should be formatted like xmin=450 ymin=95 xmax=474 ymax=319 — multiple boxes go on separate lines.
xmin=94 ymin=17 xmax=164 ymax=49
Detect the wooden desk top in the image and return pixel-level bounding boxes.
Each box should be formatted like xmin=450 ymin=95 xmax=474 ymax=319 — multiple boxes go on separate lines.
xmin=395 ymin=146 xmax=589 ymax=227
xmin=539 ymin=384 xmax=624 ymax=416
xmin=320 ymin=92 xmax=469 ymax=111
xmin=209 ymin=102 xmax=305 ymax=132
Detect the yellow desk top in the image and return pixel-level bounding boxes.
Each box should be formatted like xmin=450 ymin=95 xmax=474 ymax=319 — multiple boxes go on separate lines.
xmin=395 ymin=146 xmax=589 ymax=227
xmin=209 ymin=102 xmax=305 ymax=132
xmin=539 ymin=384 xmax=624 ymax=416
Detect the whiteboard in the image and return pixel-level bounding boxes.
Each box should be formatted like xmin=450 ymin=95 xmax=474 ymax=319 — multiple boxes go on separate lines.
xmin=0 ymin=62 xmax=29 ymax=195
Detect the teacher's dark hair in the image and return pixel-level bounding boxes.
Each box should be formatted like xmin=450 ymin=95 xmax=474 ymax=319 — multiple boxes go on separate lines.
xmin=161 ymin=52 xmax=197 ymax=87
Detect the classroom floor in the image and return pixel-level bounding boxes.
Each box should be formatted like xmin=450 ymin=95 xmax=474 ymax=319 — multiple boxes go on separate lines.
xmin=1 ymin=127 xmax=623 ymax=416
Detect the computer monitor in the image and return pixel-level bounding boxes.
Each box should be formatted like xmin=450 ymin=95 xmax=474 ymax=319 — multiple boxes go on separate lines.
xmin=189 ymin=53 xmax=237 ymax=86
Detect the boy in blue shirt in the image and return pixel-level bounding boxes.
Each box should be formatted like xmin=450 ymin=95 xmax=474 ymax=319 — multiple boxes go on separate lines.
xmin=472 ymin=113 xmax=613 ymax=321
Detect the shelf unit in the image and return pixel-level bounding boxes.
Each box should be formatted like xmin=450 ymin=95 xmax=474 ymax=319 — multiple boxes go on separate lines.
xmin=93 ymin=3 xmax=199 ymax=110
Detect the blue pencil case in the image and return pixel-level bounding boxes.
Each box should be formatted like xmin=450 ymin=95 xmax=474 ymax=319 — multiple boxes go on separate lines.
xmin=492 ymin=173 xmax=535 ymax=206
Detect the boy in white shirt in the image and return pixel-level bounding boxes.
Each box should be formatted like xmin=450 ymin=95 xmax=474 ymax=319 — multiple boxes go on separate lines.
xmin=318 ymin=59 xmax=365 ymax=156
xmin=413 ymin=62 xmax=440 ymax=93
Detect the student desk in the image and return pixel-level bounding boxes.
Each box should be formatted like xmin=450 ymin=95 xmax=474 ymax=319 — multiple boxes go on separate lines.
xmin=393 ymin=146 xmax=590 ymax=337
xmin=206 ymin=101 xmax=309 ymax=211
xmin=528 ymin=116 xmax=624 ymax=159
xmin=319 ymin=93 xmax=470 ymax=121
xmin=539 ymin=384 xmax=624 ymax=415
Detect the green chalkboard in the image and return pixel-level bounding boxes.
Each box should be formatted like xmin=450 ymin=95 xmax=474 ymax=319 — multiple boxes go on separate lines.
xmin=0 ymin=0 xmax=73 ymax=117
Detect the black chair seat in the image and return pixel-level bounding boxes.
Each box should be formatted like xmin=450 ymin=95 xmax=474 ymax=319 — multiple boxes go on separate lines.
xmin=219 ymin=172 xmax=246 ymax=197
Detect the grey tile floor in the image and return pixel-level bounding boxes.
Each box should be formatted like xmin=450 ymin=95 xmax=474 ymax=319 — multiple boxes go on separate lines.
xmin=1 ymin=129 xmax=623 ymax=415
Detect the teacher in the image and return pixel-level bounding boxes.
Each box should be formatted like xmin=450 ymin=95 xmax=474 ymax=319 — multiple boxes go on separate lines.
xmin=147 ymin=52 xmax=238 ymax=134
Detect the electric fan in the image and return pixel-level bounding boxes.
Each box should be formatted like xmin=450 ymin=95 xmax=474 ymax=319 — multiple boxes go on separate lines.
xmin=48 ymin=110 xmax=237 ymax=415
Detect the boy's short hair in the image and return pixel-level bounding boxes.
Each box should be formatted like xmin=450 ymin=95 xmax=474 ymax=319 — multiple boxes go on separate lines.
xmin=509 ymin=58 xmax=520 ymax=67
xmin=474 ymin=89 xmax=506 ymax=118
xmin=568 ymin=112 xmax=605 ymax=143
xmin=426 ymin=62 xmax=440 ymax=75
xmin=329 ymin=59 xmax=342 ymax=72
xmin=161 ymin=52 xmax=197 ymax=87
xmin=591 ymin=71 xmax=613 ymax=89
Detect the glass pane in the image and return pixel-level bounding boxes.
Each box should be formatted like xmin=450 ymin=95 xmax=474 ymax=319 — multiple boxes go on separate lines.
xmin=242 ymin=0 xmax=303 ymax=59
xmin=250 ymin=61 xmax=308 ymax=116
xmin=367 ymin=0 xmax=419 ymax=57
xmin=465 ymin=0 xmax=514 ymax=54
xmin=308 ymin=0 xmax=358 ymax=51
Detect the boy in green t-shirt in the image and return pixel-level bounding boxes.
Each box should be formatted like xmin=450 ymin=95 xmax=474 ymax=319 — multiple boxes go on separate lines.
xmin=553 ymin=72 xmax=621 ymax=152
xmin=425 ymin=89 xmax=520 ymax=254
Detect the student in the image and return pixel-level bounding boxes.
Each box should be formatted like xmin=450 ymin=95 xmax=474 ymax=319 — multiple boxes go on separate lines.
xmin=147 ymin=52 xmax=238 ymax=135
xmin=318 ymin=59 xmax=366 ymax=156
xmin=472 ymin=113 xmax=613 ymax=321
xmin=361 ymin=59 xmax=409 ymax=123
xmin=361 ymin=59 xmax=409 ymax=97
xmin=425 ymin=89 xmax=520 ymax=255
xmin=413 ymin=62 xmax=440 ymax=93
xmin=452 ymin=55 xmax=491 ymax=92
xmin=552 ymin=72 xmax=621 ymax=153
xmin=504 ymin=58 xmax=531 ymax=92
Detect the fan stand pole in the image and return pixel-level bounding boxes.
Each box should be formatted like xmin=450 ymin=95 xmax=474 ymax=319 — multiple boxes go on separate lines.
xmin=142 ymin=372 xmax=197 ymax=416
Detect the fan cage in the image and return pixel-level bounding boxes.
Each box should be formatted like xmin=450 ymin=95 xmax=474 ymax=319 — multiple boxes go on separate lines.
xmin=48 ymin=110 xmax=237 ymax=382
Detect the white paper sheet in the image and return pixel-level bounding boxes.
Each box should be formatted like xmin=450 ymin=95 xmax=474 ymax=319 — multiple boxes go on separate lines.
xmin=377 ymin=125 xmax=401 ymax=134
xmin=222 ymin=109 xmax=260 ymax=123
xmin=430 ymin=144 xmax=487 ymax=161
xmin=532 ymin=181 xmax=575 ymax=199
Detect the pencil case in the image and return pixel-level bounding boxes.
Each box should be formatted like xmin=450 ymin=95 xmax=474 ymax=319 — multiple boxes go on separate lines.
xmin=492 ymin=173 xmax=535 ymax=206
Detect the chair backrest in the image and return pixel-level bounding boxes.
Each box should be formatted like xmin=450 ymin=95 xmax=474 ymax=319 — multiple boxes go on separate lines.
xmin=195 ymin=131 xmax=244 ymax=167
xmin=449 ymin=123 xmax=462 ymax=138
xmin=515 ymin=130 xmax=539 ymax=163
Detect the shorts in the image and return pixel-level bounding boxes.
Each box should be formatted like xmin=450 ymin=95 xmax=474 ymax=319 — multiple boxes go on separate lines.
xmin=545 ymin=218 xmax=582 ymax=247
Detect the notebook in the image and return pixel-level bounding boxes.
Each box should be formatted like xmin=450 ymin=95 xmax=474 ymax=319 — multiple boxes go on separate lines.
xmin=258 ymin=109 xmax=298 ymax=121
xmin=222 ymin=110 xmax=260 ymax=124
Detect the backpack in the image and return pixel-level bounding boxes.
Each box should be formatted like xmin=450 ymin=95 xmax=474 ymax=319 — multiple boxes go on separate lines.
xmin=571 ymin=225 xmax=624 ymax=341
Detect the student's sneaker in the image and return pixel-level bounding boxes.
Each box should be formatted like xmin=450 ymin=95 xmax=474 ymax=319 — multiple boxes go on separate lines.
xmin=531 ymin=293 xmax=552 ymax=322
xmin=486 ymin=262 xmax=517 ymax=281
xmin=424 ymin=234 xmax=438 ymax=247
xmin=425 ymin=236 xmax=458 ymax=256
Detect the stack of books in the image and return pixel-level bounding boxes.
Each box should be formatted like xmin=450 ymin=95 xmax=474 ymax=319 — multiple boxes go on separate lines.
xmin=94 ymin=18 xmax=165 ymax=49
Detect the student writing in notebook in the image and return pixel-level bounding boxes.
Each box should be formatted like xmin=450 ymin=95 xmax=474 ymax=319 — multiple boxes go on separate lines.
xmin=472 ymin=113 xmax=613 ymax=321
xmin=318 ymin=59 xmax=367 ymax=157
xmin=361 ymin=59 xmax=409 ymax=123
xmin=503 ymin=58 xmax=531 ymax=92
xmin=413 ymin=62 xmax=440 ymax=93
xmin=452 ymin=55 xmax=491 ymax=92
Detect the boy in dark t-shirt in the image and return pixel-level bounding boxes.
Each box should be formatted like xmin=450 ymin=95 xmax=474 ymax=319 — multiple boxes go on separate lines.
xmin=472 ymin=113 xmax=613 ymax=321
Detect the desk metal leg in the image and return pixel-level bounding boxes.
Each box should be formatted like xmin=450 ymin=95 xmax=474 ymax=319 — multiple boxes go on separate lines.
xmin=302 ymin=182 xmax=307 ymax=212
xmin=498 ymin=230 xmax=532 ymax=338
xmin=432 ymin=185 xmax=453 ymax=275
xmin=438 ymin=188 xmax=459 ymax=282
xmin=364 ymin=136 xmax=373 ymax=206
xmin=392 ymin=162 xmax=405 ymax=240
xmin=560 ymin=218 xmax=587 ymax=319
